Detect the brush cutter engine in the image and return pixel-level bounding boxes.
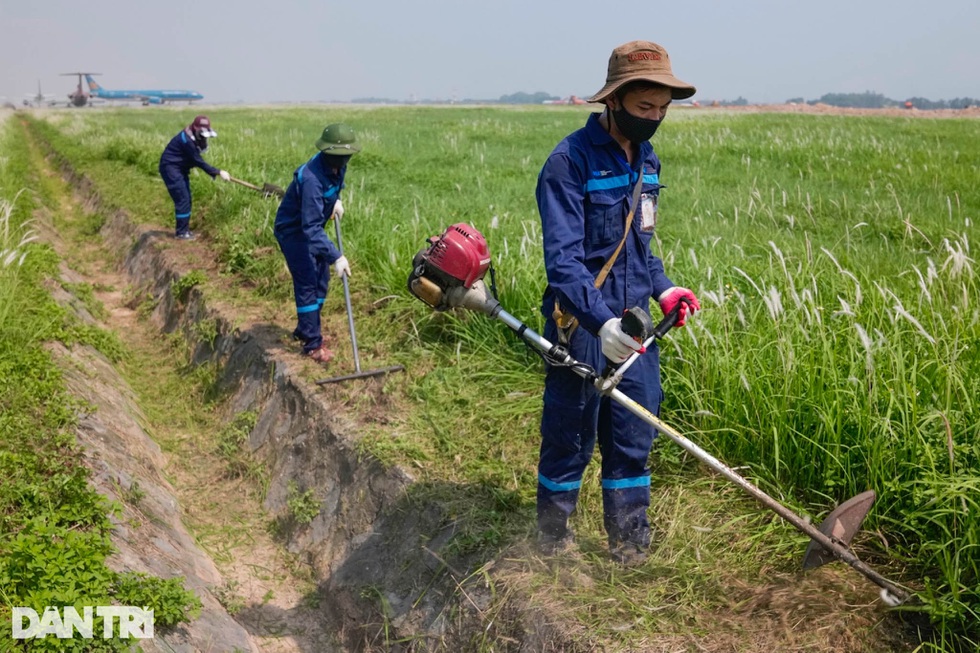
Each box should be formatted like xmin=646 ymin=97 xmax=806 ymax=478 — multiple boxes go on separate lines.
xmin=409 ymin=223 xmax=495 ymax=312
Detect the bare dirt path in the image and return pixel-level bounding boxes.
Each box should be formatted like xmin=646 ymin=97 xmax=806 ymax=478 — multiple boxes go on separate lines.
xmin=26 ymin=124 xmax=337 ymax=653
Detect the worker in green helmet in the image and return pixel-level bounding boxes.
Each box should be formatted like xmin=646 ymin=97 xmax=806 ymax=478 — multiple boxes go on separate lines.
xmin=274 ymin=123 xmax=360 ymax=362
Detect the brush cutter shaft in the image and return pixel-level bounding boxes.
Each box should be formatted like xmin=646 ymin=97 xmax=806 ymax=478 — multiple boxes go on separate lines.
xmin=608 ymin=385 xmax=909 ymax=602
xmin=495 ymin=306 xmax=909 ymax=603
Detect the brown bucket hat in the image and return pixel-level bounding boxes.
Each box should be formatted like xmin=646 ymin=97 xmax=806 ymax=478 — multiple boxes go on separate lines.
xmin=588 ymin=40 xmax=696 ymax=102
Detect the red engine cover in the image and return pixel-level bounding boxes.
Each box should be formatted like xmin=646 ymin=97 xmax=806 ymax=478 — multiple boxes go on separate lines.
xmin=426 ymin=223 xmax=491 ymax=288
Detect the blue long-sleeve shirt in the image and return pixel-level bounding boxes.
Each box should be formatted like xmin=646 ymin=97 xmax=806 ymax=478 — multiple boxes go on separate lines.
xmin=537 ymin=112 xmax=674 ymax=335
xmin=158 ymin=129 xmax=220 ymax=178
xmin=273 ymin=152 xmax=345 ymax=262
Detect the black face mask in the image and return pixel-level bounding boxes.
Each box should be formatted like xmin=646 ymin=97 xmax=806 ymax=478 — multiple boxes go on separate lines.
xmin=611 ymin=105 xmax=662 ymax=143
xmin=321 ymin=154 xmax=351 ymax=170
xmin=193 ymin=134 xmax=209 ymax=152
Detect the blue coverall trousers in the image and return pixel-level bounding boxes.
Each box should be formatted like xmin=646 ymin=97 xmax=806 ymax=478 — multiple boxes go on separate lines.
xmin=537 ymin=318 xmax=662 ymax=548
xmin=160 ymin=166 xmax=193 ymax=236
xmin=275 ymin=236 xmax=330 ymax=352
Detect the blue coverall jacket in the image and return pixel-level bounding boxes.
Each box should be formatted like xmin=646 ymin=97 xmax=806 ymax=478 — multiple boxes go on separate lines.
xmin=158 ymin=130 xmax=219 ymax=234
xmin=273 ymin=152 xmax=345 ymax=352
xmin=535 ymin=112 xmax=675 ymax=548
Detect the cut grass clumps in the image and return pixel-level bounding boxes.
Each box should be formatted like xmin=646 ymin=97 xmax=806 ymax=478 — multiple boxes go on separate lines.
xmin=217 ymin=410 xmax=263 ymax=481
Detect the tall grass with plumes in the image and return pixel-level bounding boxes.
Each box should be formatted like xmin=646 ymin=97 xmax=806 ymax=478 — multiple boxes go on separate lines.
xmin=34 ymin=107 xmax=980 ymax=647
xmin=653 ymin=113 xmax=980 ymax=645
xmin=0 ymin=189 xmax=35 ymax=326
xmin=0 ymin=118 xmax=36 ymax=326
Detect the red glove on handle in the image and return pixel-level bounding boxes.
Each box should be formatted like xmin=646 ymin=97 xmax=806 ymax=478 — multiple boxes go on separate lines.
xmin=658 ymin=287 xmax=701 ymax=327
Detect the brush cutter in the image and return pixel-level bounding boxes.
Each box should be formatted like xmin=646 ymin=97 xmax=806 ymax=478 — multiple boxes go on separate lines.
xmin=316 ymin=216 xmax=405 ymax=385
xmin=407 ymin=223 xmax=911 ymax=606
xmin=227 ymin=175 xmax=285 ymax=199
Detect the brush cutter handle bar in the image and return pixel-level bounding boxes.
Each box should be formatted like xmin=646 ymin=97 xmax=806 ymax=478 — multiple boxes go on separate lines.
xmin=598 ymin=298 xmax=690 ymax=395
xmin=651 ymin=296 xmax=690 ymax=340
xmin=494 ymin=305 xmax=910 ymax=604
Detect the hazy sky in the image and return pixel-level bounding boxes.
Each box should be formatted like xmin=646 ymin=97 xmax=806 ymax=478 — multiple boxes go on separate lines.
xmin=1 ymin=0 xmax=978 ymax=105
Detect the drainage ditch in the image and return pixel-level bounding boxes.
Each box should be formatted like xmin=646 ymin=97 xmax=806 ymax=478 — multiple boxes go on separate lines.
xmin=31 ymin=124 xmax=564 ymax=653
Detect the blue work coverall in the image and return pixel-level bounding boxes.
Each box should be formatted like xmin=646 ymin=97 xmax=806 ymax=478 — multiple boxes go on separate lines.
xmin=536 ymin=112 xmax=675 ymax=549
xmin=273 ymin=153 xmax=345 ymax=353
xmin=158 ymin=129 xmax=220 ymax=236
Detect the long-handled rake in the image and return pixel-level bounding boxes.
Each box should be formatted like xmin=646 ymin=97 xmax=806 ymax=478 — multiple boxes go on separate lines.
xmin=227 ymin=175 xmax=285 ymax=199
xmin=316 ymin=217 xmax=405 ymax=385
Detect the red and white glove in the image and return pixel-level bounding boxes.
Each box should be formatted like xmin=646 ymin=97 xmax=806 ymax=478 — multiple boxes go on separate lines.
xmin=658 ymin=287 xmax=701 ymax=327
xmin=598 ymin=317 xmax=642 ymax=363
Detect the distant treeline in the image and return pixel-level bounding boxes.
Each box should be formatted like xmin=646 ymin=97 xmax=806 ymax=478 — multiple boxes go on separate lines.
xmin=496 ymin=91 xmax=558 ymax=104
xmin=351 ymin=90 xmax=978 ymax=109
xmin=351 ymin=91 xmax=562 ymax=105
xmin=785 ymin=91 xmax=979 ymax=109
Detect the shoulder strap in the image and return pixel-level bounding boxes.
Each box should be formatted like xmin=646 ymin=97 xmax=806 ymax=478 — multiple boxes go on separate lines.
xmin=593 ymin=168 xmax=645 ymax=289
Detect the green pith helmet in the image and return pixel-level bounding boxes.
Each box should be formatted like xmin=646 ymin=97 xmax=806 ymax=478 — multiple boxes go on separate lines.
xmin=315 ymin=123 xmax=361 ymax=155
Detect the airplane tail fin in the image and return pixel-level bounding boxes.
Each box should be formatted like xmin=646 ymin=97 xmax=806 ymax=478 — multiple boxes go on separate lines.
xmin=85 ymin=75 xmax=102 ymax=92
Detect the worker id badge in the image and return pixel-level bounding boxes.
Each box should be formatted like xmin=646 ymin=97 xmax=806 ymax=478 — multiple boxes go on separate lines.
xmin=640 ymin=193 xmax=658 ymax=232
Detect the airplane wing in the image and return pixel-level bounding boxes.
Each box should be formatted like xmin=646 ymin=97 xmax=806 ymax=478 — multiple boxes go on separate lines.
xmin=23 ymin=94 xmax=59 ymax=106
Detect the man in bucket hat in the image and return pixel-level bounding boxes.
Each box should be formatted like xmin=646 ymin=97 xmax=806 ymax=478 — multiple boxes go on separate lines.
xmin=534 ymin=41 xmax=701 ymax=565
xmin=158 ymin=115 xmax=231 ymax=240
xmin=273 ymin=123 xmax=360 ymax=363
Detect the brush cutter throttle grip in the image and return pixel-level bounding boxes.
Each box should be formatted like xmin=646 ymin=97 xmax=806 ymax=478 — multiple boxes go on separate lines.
xmin=621 ymin=307 xmax=655 ymax=343
xmin=597 ymin=298 xmax=691 ymax=395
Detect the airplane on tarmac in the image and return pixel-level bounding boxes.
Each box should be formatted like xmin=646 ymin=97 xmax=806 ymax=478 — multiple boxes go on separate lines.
xmin=84 ymin=74 xmax=203 ymax=105
xmin=24 ymin=80 xmax=58 ymax=107
xmin=61 ymin=72 xmax=101 ymax=107
xmin=543 ymin=95 xmax=587 ymax=105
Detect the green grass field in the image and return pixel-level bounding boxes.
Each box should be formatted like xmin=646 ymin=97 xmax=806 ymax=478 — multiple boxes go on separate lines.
xmin=20 ymin=105 xmax=980 ymax=650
